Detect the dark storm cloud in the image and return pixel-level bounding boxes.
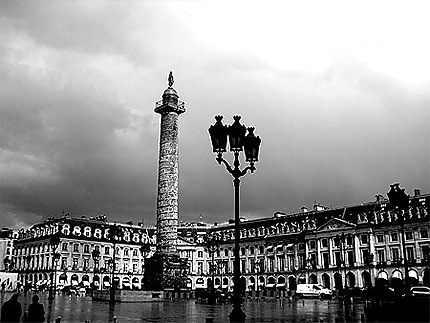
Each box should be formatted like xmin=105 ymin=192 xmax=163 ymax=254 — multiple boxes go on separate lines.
xmin=1 ymin=1 xmax=429 ymax=229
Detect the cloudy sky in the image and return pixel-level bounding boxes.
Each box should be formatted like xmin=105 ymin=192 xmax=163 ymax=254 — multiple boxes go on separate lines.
xmin=1 ymin=0 xmax=429 ymax=229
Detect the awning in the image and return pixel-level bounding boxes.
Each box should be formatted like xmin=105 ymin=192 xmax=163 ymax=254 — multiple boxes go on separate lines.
xmin=214 ymin=284 xmax=220 ymax=289
xmin=276 ymin=283 xmax=285 ymax=288
xmin=71 ymin=281 xmax=79 ymax=286
xmin=266 ymin=283 xmax=275 ymax=288
xmin=82 ymin=281 xmax=90 ymax=286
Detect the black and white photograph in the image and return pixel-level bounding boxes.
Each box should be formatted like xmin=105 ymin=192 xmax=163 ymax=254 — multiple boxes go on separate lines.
xmin=0 ymin=1 xmax=429 ymax=322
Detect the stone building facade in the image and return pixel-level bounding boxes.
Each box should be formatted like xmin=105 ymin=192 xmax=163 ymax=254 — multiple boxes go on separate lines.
xmin=6 ymin=190 xmax=430 ymax=295
xmin=11 ymin=215 xmax=208 ymax=291
xmin=197 ymin=190 xmax=429 ymax=296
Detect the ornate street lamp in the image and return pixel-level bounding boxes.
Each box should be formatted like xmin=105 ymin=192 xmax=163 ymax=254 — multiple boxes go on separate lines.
xmin=387 ymin=183 xmax=410 ymax=287
xmin=48 ymin=235 xmax=61 ymax=301
xmin=208 ymin=115 xmax=261 ymax=322
xmin=108 ymin=224 xmax=122 ymax=304
xmin=92 ymin=249 xmax=101 ymax=292
xmin=205 ymin=234 xmax=221 ymax=304
xmin=334 ymin=233 xmax=353 ymax=289
xmin=3 ymin=257 xmax=10 ymax=272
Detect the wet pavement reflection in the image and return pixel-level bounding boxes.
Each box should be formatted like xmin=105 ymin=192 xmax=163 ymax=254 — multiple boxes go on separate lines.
xmin=1 ymin=292 xmax=367 ymax=323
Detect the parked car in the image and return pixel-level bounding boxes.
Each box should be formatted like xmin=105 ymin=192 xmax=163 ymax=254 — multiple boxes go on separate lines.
xmin=409 ymin=286 xmax=430 ymax=297
xmin=295 ymin=284 xmax=332 ymax=299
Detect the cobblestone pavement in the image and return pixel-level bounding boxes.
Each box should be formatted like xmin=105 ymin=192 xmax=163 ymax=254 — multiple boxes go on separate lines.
xmin=1 ymin=292 xmax=367 ymax=323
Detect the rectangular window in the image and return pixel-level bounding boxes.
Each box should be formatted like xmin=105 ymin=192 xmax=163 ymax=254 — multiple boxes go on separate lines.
xmin=309 ymin=240 xmax=316 ymax=250
xmin=73 ymin=244 xmax=79 ymax=252
xmin=105 ymin=247 xmax=110 ymax=255
xmin=377 ymin=249 xmax=385 ymax=263
xmin=362 ymin=249 xmax=370 ymax=264
xmin=62 ymin=243 xmax=68 ymax=251
xmin=376 ymin=234 xmax=384 ymax=243
xmin=197 ymin=262 xmax=203 ymax=274
xmin=124 ymin=263 xmax=129 ymax=272
xmin=360 ymin=235 xmax=368 ymax=244
xmin=321 ymin=239 xmax=328 ymax=248
xmin=84 ymin=245 xmax=90 ymax=253
xmin=278 ymin=255 xmax=285 ymax=271
xmin=83 ymin=258 xmax=89 ymax=270
xmin=287 ymin=255 xmax=294 ymax=271
xmin=198 ymin=251 xmax=203 ymax=258
xmin=241 ymin=248 xmax=246 ymax=256
xmin=72 ymin=258 xmax=78 ymax=270
xmin=347 ymin=251 xmax=354 ymax=267
xmin=309 ymin=253 xmax=317 ymax=268
xmin=392 ymin=248 xmax=400 ymax=262
xmin=421 ymin=246 xmax=429 ymax=263
xmin=391 ymin=233 xmax=398 ymax=242
xmin=335 ymin=252 xmax=342 ymax=267
xmin=406 ymin=247 xmax=415 ymax=262
xmin=250 ymin=258 xmax=255 ymax=272
xmin=250 ymin=247 xmax=255 ymax=255
xmin=61 ymin=257 xmax=67 ymax=270
xmin=267 ymin=257 xmax=274 ymax=272
xmin=133 ymin=263 xmax=138 ymax=273
xmin=322 ymin=253 xmax=329 ymax=269
xmin=224 ymin=249 xmax=229 ymax=257
xmin=241 ymin=259 xmax=246 ymax=272
xmin=405 ymin=231 xmax=413 ymax=240
xmin=420 ymin=229 xmax=429 ymax=239
xmin=334 ymin=238 xmax=340 ymax=248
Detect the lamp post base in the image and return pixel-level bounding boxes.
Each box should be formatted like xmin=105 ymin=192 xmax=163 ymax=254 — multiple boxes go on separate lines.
xmin=109 ymin=288 xmax=116 ymax=304
xmin=229 ymin=304 xmax=246 ymax=322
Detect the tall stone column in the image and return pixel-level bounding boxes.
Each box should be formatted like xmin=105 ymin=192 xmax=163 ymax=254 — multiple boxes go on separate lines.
xmin=154 ymin=72 xmax=185 ymax=256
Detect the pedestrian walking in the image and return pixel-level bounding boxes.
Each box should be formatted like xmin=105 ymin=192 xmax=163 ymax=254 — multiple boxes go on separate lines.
xmin=26 ymin=295 xmax=45 ymax=323
xmin=0 ymin=293 xmax=23 ymax=323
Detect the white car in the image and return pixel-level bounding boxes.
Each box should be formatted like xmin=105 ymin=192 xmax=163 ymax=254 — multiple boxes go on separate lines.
xmin=295 ymin=284 xmax=333 ymax=299
xmin=410 ymin=286 xmax=430 ymax=297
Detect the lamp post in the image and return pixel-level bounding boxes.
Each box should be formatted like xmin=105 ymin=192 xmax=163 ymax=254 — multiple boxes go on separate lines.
xmin=48 ymin=235 xmax=61 ymax=301
xmin=209 ymin=115 xmax=261 ymax=322
xmin=108 ymin=224 xmax=122 ymax=304
xmin=334 ymin=233 xmax=352 ymax=289
xmin=3 ymin=257 xmax=10 ymax=272
xmin=140 ymin=242 xmax=151 ymax=289
xmin=205 ymin=234 xmax=220 ymax=304
xmin=387 ymin=183 xmax=410 ymax=288
xmin=306 ymin=256 xmax=312 ymax=284
xmin=91 ymin=249 xmax=100 ymax=292
xmin=52 ymin=253 xmax=60 ymax=296
xmin=366 ymin=253 xmax=375 ymax=287
xmin=254 ymin=261 xmax=260 ymax=298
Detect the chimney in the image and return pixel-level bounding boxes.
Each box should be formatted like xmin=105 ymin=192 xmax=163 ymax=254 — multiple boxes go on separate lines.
xmin=414 ymin=188 xmax=421 ymax=196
